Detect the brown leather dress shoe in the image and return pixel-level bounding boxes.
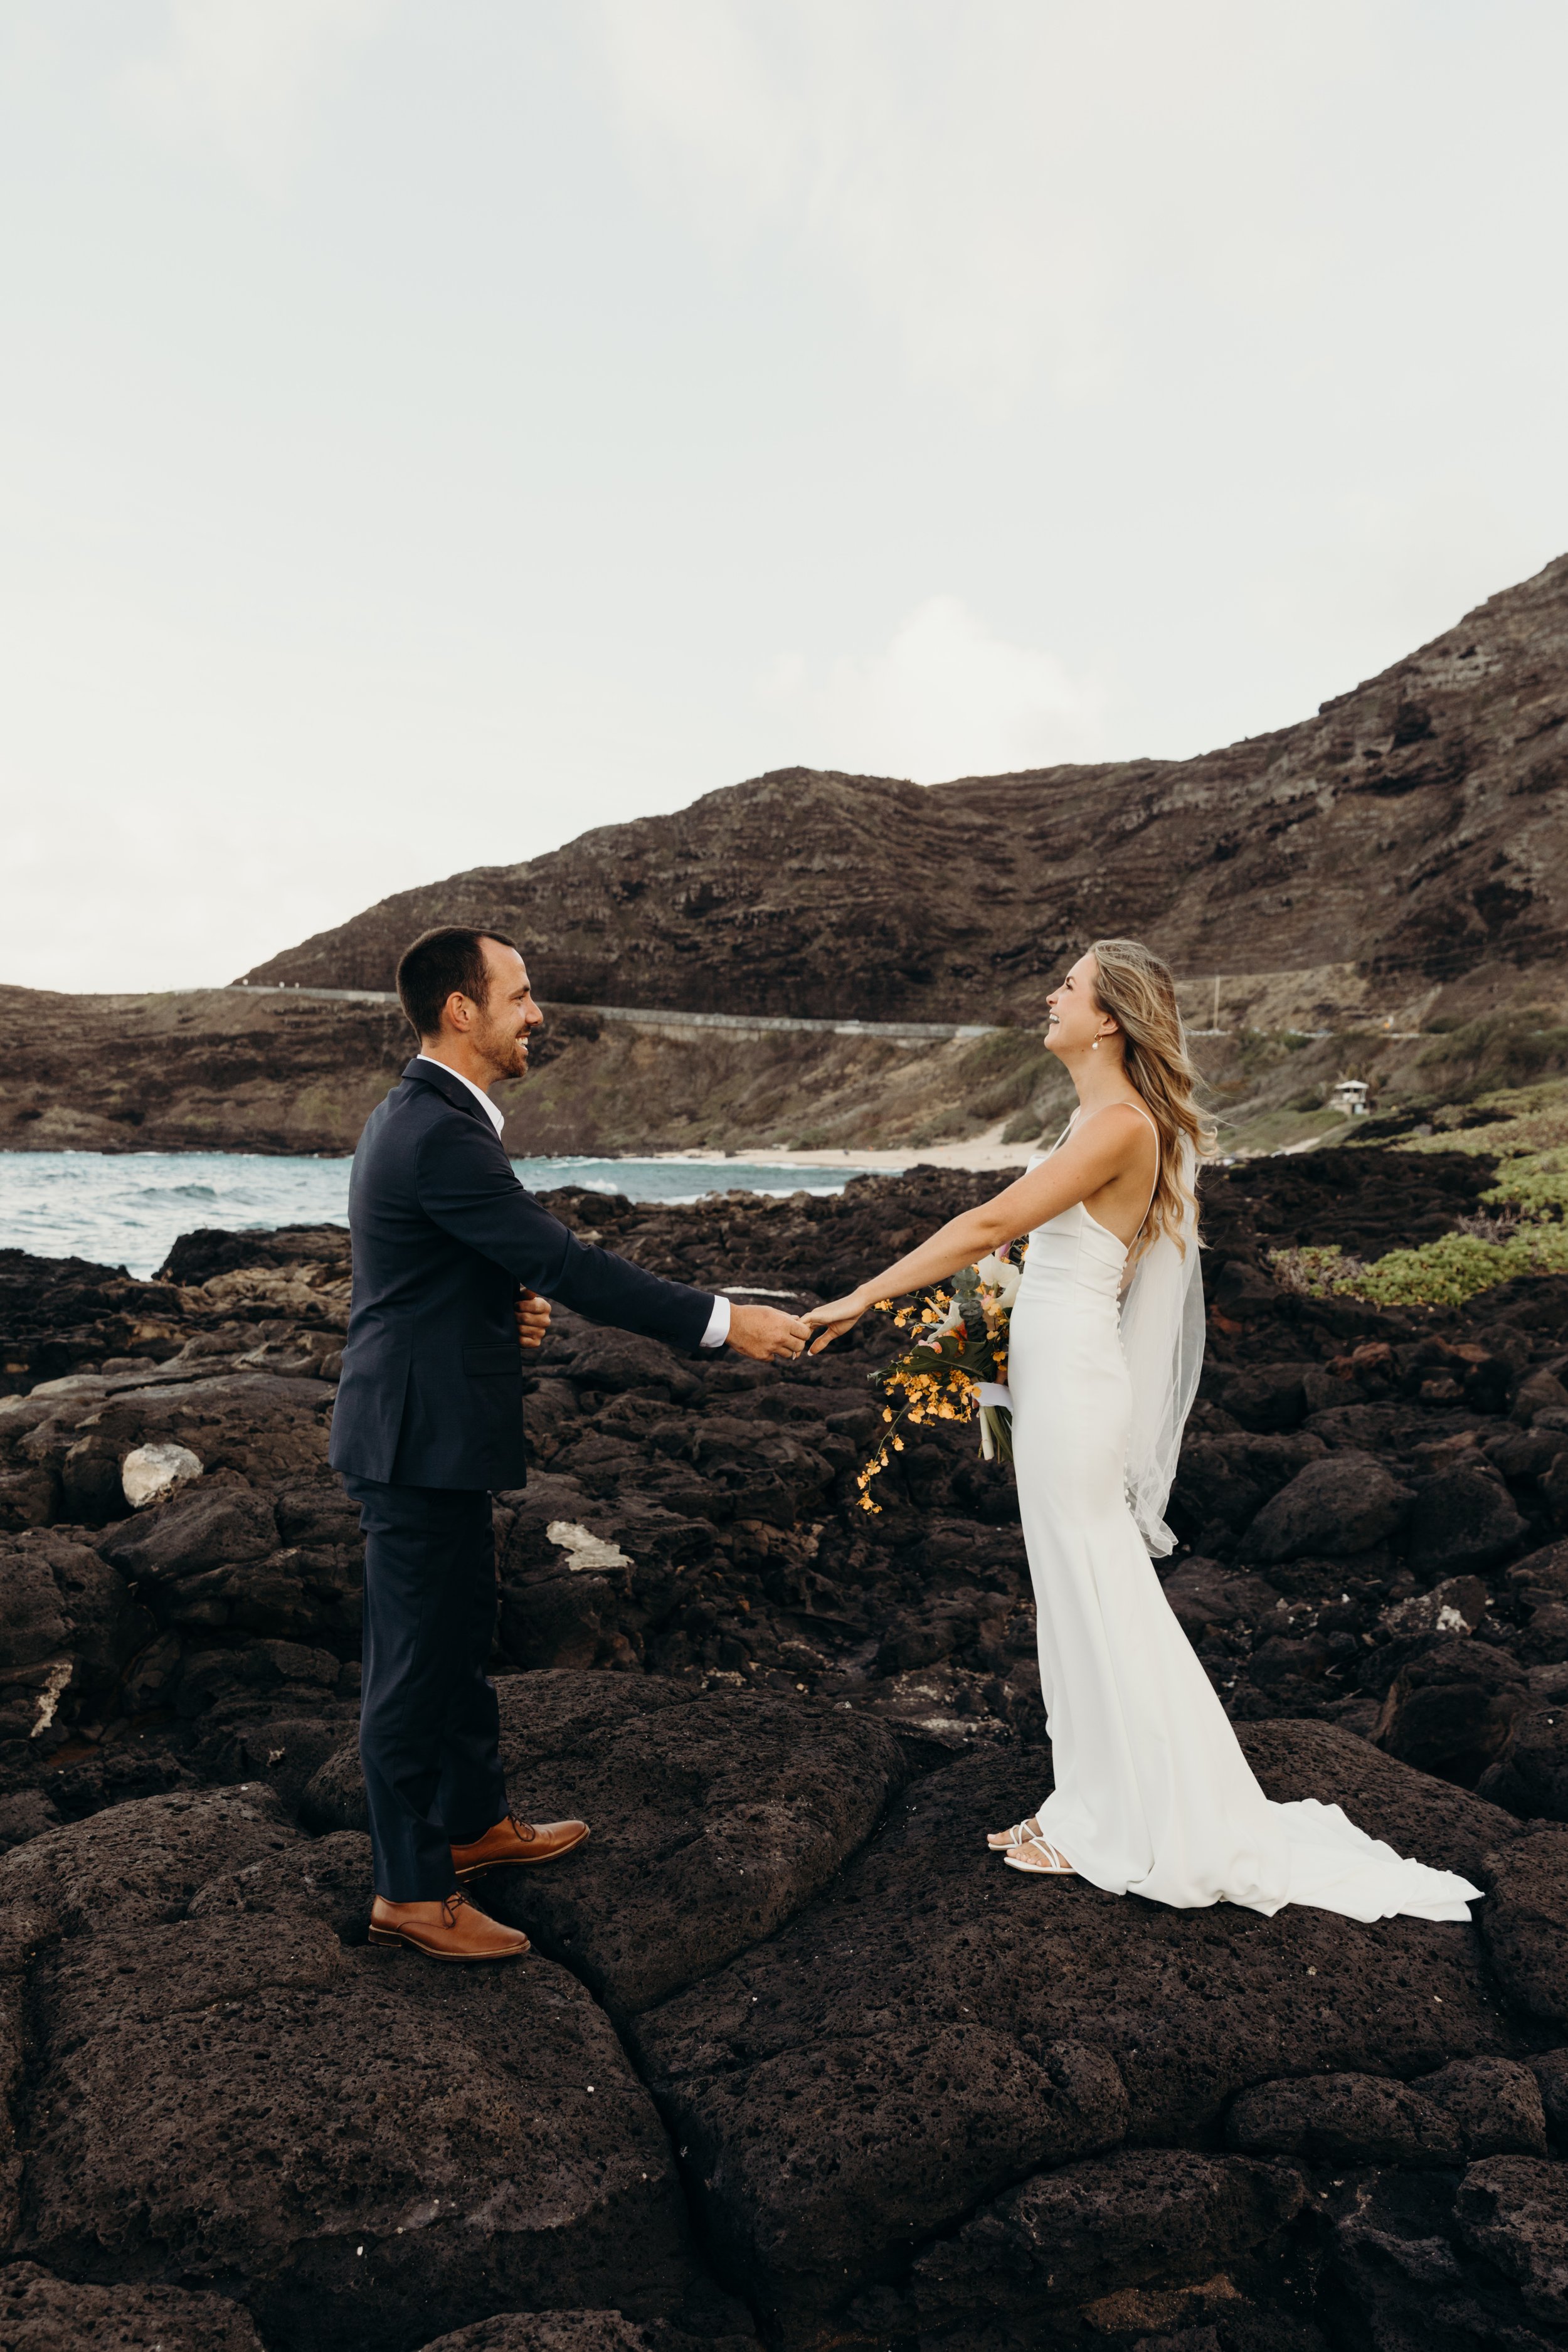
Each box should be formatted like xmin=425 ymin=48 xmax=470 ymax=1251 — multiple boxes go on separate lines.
xmin=450 ymin=1812 xmax=590 ymax=1881
xmin=368 ymin=1891 xmax=530 ymax=1961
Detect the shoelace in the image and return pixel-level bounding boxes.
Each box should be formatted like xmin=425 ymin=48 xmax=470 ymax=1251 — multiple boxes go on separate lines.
xmin=439 ymin=1893 xmax=469 ymax=1928
xmin=506 ymin=1813 xmax=538 ymax=1843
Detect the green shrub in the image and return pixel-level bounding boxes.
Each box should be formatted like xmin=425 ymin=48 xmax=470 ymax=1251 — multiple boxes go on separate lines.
xmin=973 ymin=1063 xmax=1054 ymax=1118
xmin=1392 ymin=1079 xmax=1568 ymax=1225
xmin=1233 ymin=1027 xmax=1322 ymax=1075
xmin=956 ymin=1029 xmax=1054 ymax=1120
xmin=962 ymin=1029 xmax=1046 ymax=1076
xmin=1271 ymin=1224 xmax=1568 ymax=1308
xmin=1484 ymin=1151 xmax=1568 ymax=1222
xmin=1417 ymin=1015 xmax=1568 ymax=1092
xmin=1269 ymin=1245 xmax=1360 ymax=1295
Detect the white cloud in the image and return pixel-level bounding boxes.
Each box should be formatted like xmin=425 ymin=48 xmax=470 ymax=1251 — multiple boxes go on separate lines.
xmin=760 ymin=595 xmax=1104 ymax=783
xmin=120 ymin=0 xmax=388 ymax=191
xmin=586 ymin=0 xmax=1369 ymax=406
xmin=3 ymin=0 xmax=1565 ymax=995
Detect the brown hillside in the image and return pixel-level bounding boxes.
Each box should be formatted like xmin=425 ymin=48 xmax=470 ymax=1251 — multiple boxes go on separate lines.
xmin=243 ymin=555 xmax=1568 ymax=1022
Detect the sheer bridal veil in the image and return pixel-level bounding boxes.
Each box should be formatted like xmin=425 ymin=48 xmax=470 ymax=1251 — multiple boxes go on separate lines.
xmin=1118 ymin=1131 xmax=1205 ymax=1555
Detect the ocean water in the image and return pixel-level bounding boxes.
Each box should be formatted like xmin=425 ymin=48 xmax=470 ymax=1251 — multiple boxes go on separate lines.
xmin=0 ymin=1150 xmax=876 ymax=1281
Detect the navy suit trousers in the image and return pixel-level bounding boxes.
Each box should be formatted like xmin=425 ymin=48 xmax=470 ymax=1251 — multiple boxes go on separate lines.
xmin=342 ymin=1473 xmax=508 ymax=1900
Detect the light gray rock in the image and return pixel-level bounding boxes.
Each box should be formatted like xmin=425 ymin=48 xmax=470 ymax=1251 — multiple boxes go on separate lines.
xmin=122 ymin=1439 xmax=203 ymax=1508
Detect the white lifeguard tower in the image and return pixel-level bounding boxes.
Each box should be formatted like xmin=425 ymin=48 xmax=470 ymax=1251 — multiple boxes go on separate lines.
xmin=1328 ymin=1077 xmax=1370 ymax=1117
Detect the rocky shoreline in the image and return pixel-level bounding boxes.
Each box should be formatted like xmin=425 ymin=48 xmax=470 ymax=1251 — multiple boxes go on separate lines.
xmin=5 ymin=1152 xmax=1568 ymax=2350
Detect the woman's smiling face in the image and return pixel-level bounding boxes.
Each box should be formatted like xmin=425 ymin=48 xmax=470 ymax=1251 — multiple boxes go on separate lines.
xmin=1044 ymin=951 xmax=1107 ymax=1059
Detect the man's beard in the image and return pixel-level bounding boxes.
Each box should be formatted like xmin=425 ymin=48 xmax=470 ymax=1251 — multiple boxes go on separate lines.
xmin=474 ymin=1016 xmax=531 ymax=1079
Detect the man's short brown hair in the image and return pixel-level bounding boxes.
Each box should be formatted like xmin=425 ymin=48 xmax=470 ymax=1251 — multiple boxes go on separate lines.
xmin=396 ymin=926 xmax=521 ymax=1039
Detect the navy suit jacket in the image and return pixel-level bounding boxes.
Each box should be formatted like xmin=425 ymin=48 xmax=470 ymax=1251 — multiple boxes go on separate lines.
xmin=329 ymin=1059 xmax=718 ymax=1490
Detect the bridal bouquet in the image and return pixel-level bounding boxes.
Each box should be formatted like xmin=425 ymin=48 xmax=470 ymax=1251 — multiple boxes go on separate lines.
xmin=856 ymin=1245 xmax=1025 ymax=1513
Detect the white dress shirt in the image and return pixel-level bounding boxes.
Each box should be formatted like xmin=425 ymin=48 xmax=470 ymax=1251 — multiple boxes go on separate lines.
xmin=417 ymin=1054 xmax=506 ymax=1135
xmin=413 ymin=1054 xmax=731 ymax=1349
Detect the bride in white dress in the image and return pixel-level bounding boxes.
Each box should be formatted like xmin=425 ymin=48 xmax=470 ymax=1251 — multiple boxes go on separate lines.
xmin=805 ymin=938 xmax=1479 ymax=1924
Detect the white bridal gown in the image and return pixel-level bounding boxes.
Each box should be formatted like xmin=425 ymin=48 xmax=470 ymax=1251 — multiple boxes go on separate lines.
xmin=1007 ymin=1121 xmax=1480 ymax=1921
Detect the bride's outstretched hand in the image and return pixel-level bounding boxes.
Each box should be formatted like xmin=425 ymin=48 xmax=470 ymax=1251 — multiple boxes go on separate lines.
xmin=803 ymin=1290 xmax=875 ymax=1355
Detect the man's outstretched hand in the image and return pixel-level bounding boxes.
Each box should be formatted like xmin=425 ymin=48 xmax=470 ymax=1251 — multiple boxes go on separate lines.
xmin=727 ymin=1303 xmax=812 ymax=1364
xmin=516 ymin=1288 xmax=551 ymax=1350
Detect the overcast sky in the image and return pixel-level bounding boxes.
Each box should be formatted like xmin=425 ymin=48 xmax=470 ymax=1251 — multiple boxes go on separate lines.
xmin=4 ymin=1 xmax=1567 ymax=993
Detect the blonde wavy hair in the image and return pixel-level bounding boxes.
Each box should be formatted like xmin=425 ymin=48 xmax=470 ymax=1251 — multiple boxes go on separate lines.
xmin=1088 ymin=937 xmax=1215 ymax=1255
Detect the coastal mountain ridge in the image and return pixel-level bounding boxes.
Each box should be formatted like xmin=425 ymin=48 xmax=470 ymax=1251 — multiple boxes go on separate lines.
xmin=4 ymin=553 xmax=1565 ymax=1162
xmin=241 ymin=553 xmax=1568 ymax=1025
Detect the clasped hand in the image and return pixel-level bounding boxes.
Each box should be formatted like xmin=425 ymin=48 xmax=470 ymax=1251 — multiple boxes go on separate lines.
xmin=726 ymin=1302 xmax=813 ymax=1363
xmin=803 ymin=1290 xmax=874 ymax=1355
xmin=515 ymin=1290 xmax=813 ymax=1364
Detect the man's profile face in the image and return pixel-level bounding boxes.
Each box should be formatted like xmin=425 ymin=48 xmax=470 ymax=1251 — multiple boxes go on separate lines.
xmin=468 ymin=940 xmax=543 ymax=1079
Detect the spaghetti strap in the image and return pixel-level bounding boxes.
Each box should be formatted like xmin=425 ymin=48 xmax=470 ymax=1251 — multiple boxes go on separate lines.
xmin=1121 ymin=1101 xmax=1162 ymax=1224
xmin=1072 ymin=1098 xmax=1157 ymax=1145
xmin=1027 ymin=1110 xmax=1081 ymax=1170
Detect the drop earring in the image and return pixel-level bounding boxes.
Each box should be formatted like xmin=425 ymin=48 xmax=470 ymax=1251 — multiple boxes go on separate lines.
xmin=1091 ymin=1038 xmax=1099 ymax=1050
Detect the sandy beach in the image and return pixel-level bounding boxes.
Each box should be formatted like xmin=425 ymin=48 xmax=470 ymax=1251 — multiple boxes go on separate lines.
xmin=645 ymin=1118 xmax=1031 ymax=1177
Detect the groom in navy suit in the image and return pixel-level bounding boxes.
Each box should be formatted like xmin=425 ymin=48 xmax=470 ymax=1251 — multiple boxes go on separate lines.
xmin=331 ymin=926 xmax=810 ymax=1960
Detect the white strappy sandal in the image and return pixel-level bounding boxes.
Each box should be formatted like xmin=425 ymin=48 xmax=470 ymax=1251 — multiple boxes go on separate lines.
xmin=1002 ymin=1830 xmax=1076 ymax=1876
xmin=986 ymin=1817 xmax=1044 ymax=1851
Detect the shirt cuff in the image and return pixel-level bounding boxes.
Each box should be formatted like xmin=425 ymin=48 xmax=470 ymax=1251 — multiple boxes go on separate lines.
xmin=699 ymin=1294 xmax=732 ymax=1350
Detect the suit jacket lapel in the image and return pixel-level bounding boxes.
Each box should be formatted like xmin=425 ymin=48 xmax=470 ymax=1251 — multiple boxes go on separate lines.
xmin=401 ymin=1057 xmax=496 ymax=1131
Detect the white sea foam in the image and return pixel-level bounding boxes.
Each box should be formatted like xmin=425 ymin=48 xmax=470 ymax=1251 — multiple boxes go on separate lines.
xmin=0 ymin=1150 xmax=869 ymax=1279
